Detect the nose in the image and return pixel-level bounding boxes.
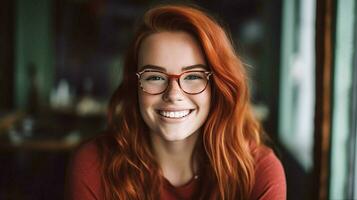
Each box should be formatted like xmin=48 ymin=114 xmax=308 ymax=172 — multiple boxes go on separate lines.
xmin=162 ymin=79 xmax=184 ymax=102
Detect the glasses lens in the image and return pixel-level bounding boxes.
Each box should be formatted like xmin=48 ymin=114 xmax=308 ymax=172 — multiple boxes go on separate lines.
xmin=180 ymin=71 xmax=208 ymax=94
xmin=139 ymin=71 xmax=168 ymax=94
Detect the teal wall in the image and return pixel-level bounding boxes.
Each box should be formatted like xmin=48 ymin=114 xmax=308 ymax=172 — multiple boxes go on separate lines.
xmin=329 ymin=0 xmax=355 ymax=198
xmin=15 ymin=0 xmax=54 ymax=109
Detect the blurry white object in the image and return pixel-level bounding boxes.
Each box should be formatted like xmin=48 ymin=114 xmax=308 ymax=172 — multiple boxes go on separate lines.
xmin=76 ymin=96 xmax=104 ymax=116
xmin=64 ymin=130 xmax=81 ymax=145
xmin=50 ymin=79 xmax=74 ymax=110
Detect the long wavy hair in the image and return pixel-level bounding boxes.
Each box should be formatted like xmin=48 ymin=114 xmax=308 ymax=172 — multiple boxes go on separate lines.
xmin=97 ymin=4 xmax=263 ymax=200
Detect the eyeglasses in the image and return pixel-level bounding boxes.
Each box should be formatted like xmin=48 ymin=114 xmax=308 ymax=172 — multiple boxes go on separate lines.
xmin=136 ymin=70 xmax=213 ymax=95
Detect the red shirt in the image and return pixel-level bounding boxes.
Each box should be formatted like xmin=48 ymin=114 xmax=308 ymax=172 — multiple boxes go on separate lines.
xmin=65 ymin=141 xmax=286 ymax=200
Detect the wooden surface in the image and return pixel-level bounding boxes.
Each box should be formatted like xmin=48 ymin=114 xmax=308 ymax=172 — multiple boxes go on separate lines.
xmin=313 ymin=0 xmax=335 ymax=199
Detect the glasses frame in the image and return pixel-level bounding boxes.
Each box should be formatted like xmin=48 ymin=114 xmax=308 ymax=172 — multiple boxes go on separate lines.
xmin=136 ymin=70 xmax=213 ymax=95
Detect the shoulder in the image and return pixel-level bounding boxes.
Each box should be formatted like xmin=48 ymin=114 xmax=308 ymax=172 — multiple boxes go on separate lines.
xmin=71 ymin=139 xmax=101 ymax=171
xmin=250 ymin=145 xmax=287 ymax=200
xmin=65 ymin=138 xmax=103 ymax=199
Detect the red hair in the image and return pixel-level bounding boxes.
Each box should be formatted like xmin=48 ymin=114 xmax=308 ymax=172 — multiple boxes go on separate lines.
xmin=98 ymin=4 xmax=263 ymax=199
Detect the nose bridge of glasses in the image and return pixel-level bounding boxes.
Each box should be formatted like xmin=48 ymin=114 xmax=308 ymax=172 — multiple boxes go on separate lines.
xmin=166 ymin=74 xmax=181 ymax=91
xmin=167 ymin=73 xmax=181 ymax=82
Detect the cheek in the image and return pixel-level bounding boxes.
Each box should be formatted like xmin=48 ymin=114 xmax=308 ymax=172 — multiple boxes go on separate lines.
xmin=138 ymin=92 xmax=153 ymax=127
xmin=138 ymin=92 xmax=150 ymax=113
xmin=138 ymin=92 xmax=158 ymax=116
xmin=196 ymin=88 xmax=211 ymax=116
xmin=202 ymin=87 xmax=211 ymax=109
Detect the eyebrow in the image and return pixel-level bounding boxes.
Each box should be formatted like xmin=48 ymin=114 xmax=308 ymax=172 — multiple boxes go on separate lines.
xmin=138 ymin=64 xmax=208 ymax=72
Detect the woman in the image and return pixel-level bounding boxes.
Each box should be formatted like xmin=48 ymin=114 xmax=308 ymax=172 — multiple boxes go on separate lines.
xmin=66 ymin=4 xmax=286 ymax=200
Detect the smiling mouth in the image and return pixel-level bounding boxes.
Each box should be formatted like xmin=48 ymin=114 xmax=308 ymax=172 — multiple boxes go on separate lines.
xmin=157 ymin=109 xmax=194 ymax=119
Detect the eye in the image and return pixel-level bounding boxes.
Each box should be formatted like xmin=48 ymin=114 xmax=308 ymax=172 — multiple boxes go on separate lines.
xmin=145 ymin=75 xmax=165 ymax=81
xmin=184 ymin=74 xmax=204 ymax=80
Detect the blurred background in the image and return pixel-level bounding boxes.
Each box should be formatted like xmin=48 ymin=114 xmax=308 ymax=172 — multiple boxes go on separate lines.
xmin=0 ymin=0 xmax=356 ymax=199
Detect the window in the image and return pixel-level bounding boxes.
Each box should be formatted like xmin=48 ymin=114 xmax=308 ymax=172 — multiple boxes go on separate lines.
xmin=329 ymin=0 xmax=356 ymax=199
xmin=279 ymin=0 xmax=316 ymax=171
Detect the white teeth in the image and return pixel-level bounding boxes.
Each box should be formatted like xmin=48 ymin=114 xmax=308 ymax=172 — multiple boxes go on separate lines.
xmin=159 ymin=110 xmax=191 ymax=118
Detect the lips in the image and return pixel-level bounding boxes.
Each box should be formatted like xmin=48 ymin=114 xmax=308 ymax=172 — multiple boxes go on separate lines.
xmin=157 ymin=109 xmax=193 ymax=119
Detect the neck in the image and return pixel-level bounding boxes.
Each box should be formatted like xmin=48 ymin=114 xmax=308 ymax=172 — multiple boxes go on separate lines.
xmin=151 ymin=131 xmax=199 ymax=187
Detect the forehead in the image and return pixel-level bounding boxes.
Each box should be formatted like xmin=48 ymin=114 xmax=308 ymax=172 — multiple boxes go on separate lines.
xmin=137 ymin=31 xmax=207 ymax=72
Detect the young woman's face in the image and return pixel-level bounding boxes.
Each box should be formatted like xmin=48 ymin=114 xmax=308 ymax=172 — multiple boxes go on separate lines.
xmin=137 ymin=31 xmax=211 ymax=141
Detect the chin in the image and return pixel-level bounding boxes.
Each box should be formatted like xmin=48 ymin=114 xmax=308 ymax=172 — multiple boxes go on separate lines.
xmin=157 ymin=128 xmax=199 ymax=142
